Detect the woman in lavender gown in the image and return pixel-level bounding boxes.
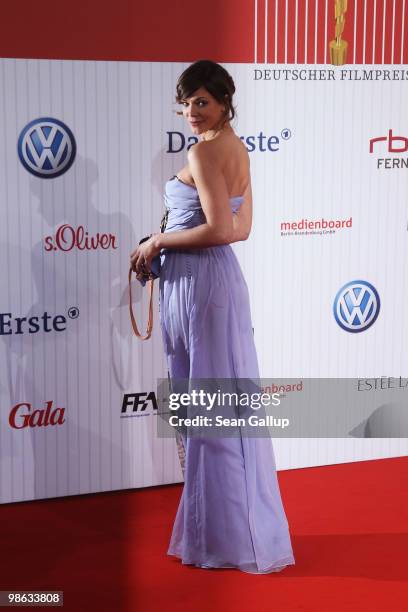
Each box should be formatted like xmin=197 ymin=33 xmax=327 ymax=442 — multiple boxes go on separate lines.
xmin=131 ymin=60 xmax=295 ymax=574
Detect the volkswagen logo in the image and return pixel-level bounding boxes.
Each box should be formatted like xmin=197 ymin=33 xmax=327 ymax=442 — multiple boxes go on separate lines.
xmin=333 ymin=280 xmax=380 ymax=333
xmin=17 ymin=117 xmax=76 ymax=178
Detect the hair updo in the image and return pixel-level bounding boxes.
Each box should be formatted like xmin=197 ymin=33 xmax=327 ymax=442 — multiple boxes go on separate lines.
xmin=175 ymin=59 xmax=237 ymax=124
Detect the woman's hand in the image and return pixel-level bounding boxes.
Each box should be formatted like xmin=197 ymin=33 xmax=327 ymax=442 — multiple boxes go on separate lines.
xmin=130 ymin=233 xmax=161 ymax=280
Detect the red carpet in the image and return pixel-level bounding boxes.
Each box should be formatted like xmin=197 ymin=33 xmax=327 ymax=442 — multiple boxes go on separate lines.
xmin=0 ymin=456 xmax=407 ymax=611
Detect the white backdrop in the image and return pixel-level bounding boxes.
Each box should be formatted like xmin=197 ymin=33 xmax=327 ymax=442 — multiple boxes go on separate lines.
xmin=0 ymin=59 xmax=407 ymax=504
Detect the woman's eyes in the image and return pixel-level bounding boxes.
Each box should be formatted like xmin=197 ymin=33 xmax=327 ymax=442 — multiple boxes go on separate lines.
xmin=181 ymin=100 xmax=207 ymax=107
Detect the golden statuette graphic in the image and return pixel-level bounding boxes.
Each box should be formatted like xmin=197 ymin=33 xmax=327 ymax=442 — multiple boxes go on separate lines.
xmin=330 ymin=0 xmax=348 ymax=65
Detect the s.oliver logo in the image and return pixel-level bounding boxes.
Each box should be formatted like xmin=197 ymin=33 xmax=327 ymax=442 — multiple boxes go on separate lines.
xmin=9 ymin=401 xmax=65 ymax=429
xmin=0 ymin=307 xmax=79 ymax=335
xmin=44 ymin=224 xmax=118 ymax=252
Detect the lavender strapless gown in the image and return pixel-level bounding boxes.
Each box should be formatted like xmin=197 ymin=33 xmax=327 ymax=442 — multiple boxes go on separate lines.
xmin=158 ymin=175 xmax=295 ymax=574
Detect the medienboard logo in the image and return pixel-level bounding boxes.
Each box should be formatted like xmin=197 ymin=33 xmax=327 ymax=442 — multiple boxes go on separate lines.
xmin=333 ymin=281 xmax=380 ymax=333
xmin=17 ymin=117 xmax=76 ymax=178
xmin=281 ymin=217 xmax=352 ymax=237
xmin=369 ymin=129 xmax=408 ymax=170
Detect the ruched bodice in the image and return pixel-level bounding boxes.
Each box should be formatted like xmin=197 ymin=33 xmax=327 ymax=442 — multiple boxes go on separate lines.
xmin=163 ymin=175 xmax=244 ymax=232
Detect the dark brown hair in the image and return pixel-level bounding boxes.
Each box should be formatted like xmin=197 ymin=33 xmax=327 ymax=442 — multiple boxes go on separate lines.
xmin=175 ymin=59 xmax=237 ymax=124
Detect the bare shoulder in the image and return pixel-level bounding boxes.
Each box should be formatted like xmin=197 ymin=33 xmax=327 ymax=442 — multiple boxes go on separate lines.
xmin=187 ymin=139 xmax=218 ymax=161
xmin=187 ymin=132 xmax=250 ymax=195
xmin=187 ymin=140 xmax=220 ymax=174
xmin=187 ymin=140 xmax=205 ymax=158
xmin=188 ymin=133 xmax=245 ymax=162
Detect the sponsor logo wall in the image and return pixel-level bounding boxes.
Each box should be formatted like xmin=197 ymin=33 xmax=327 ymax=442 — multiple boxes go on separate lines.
xmin=1 ymin=3 xmax=408 ymax=503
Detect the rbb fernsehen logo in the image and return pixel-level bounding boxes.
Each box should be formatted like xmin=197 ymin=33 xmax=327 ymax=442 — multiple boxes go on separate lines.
xmin=17 ymin=117 xmax=76 ymax=178
xmin=333 ymin=280 xmax=380 ymax=333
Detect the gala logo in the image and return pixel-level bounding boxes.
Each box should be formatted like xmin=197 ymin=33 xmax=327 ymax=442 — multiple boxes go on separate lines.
xmin=9 ymin=401 xmax=66 ymax=429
